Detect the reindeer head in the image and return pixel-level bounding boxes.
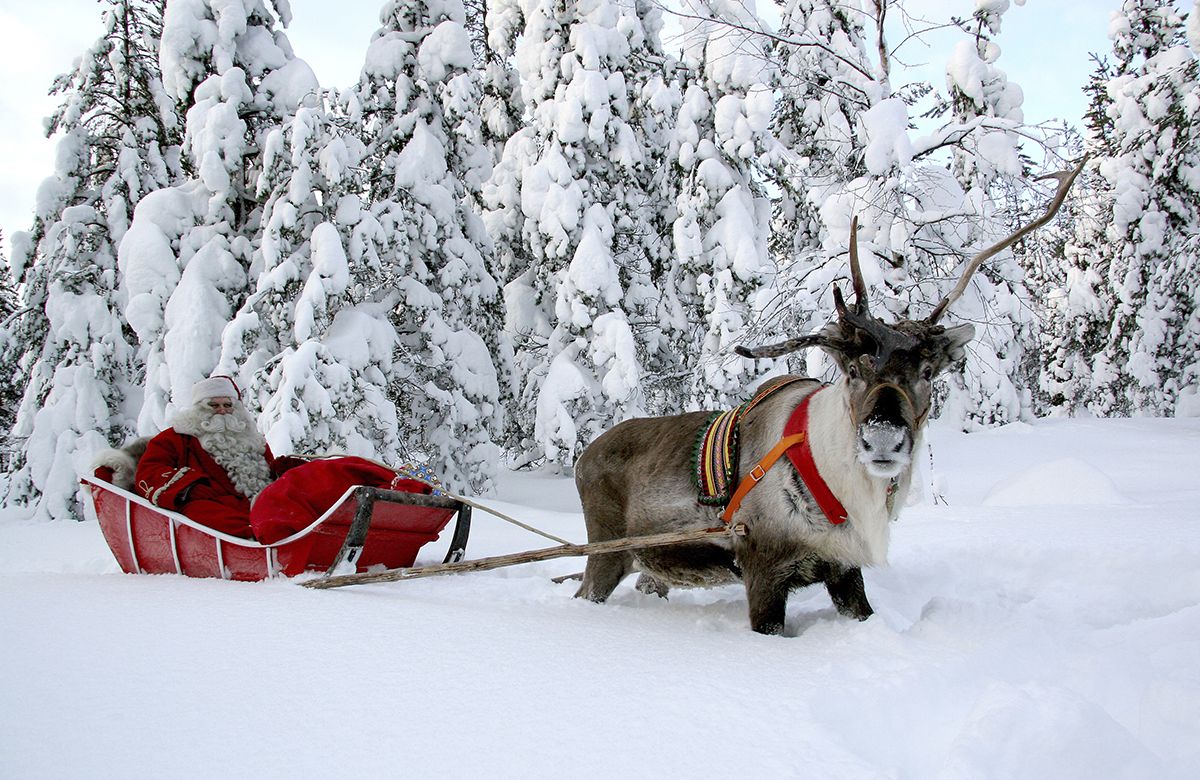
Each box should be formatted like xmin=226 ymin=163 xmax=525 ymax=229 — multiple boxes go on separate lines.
xmin=737 ymin=160 xmax=1085 ymax=479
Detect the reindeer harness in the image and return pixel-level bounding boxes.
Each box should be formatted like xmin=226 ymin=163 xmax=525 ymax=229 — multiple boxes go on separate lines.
xmin=693 ymin=378 xmax=849 ymax=528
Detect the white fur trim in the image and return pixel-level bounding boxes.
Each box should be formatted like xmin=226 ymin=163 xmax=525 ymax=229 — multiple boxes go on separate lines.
xmin=192 ymin=376 xmax=239 ymax=404
xmin=151 ymin=467 xmax=192 ymax=505
xmin=89 ymin=448 xmax=138 ymax=490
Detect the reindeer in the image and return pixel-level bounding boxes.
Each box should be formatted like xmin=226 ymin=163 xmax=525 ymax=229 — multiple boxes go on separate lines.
xmin=573 ymin=162 xmax=1084 ymax=634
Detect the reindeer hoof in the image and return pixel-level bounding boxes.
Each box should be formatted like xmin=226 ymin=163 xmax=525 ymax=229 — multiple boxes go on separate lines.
xmin=635 ymin=573 xmax=669 ymax=599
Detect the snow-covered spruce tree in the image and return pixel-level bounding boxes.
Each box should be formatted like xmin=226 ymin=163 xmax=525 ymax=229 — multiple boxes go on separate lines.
xmin=212 ymin=97 xmax=406 ymax=464
xmin=630 ymin=54 xmax=691 ymax=415
xmin=484 ymin=0 xmax=670 ymax=470
xmin=218 ymin=105 xmax=339 ymax=386
xmin=478 ymin=0 xmax=533 ymax=454
xmin=767 ymin=0 xmax=875 ymax=367
xmin=1025 ymin=47 xmax=1119 ymax=417
xmin=944 ymin=1 xmax=1028 ymax=191
xmin=2 ymin=0 xmax=179 ymax=519
xmin=763 ymin=0 xmax=908 ymax=387
xmin=0 ymin=232 xmax=14 ymax=324
xmin=120 ymin=0 xmax=320 ymax=433
xmin=347 ymin=0 xmax=504 ymax=491
xmin=1035 ymin=153 xmax=1113 ymax=415
xmin=0 ymin=234 xmax=20 ymax=470
xmin=1085 ymin=0 xmax=1200 ymax=415
xmin=669 ymin=0 xmax=784 ymax=410
xmin=471 ymin=0 xmax=524 ymax=174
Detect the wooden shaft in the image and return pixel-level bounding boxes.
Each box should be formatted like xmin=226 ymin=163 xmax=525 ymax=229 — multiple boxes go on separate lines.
xmin=301 ymin=526 xmax=734 ymax=590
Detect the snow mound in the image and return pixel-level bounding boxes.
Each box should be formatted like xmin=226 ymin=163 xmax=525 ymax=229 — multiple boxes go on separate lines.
xmin=983 ymin=458 xmax=1132 ymax=506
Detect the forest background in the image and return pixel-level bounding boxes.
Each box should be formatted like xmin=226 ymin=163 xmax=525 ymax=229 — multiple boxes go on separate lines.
xmin=1 ymin=0 xmax=1197 ymax=521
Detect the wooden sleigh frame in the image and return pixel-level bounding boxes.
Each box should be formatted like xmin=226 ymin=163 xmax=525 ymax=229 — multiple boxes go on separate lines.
xmin=82 ymin=472 xmax=472 ymax=582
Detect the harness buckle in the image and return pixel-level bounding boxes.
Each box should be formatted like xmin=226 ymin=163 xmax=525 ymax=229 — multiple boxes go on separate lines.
xmin=750 ymin=464 xmax=766 ymax=482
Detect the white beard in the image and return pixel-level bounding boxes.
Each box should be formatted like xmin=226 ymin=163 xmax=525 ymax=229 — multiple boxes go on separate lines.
xmin=170 ymin=402 xmax=271 ymax=497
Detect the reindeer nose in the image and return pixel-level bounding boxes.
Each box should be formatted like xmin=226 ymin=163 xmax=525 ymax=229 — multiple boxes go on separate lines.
xmin=859 ymin=422 xmax=908 ymax=457
xmin=857 ymin=420 xmax=912 ymax=479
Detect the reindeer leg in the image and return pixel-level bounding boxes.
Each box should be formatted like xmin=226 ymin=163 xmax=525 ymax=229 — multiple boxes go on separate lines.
xmin=575 ymin=552 xmax=633 ymax=603
xmin=824 ymin=566 xmax=873 ymax=621
xmin=742 ymin=563 xmax=790 ymax=635
xmin=574 ymin=477 xmax=634 ymax=602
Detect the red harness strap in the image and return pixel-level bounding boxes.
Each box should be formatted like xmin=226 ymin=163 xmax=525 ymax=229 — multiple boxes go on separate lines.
xmin=783 ymin=389 xmax=848 ymax=525
xmin=721 ymin=388 xmax=848 ymax=526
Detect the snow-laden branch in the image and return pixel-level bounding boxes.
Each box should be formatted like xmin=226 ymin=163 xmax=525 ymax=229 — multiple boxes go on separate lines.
xmin=651 ymin=1 xmax=877 ymax=85
xmin=910 ymin=115 xmax=1047 ymax=161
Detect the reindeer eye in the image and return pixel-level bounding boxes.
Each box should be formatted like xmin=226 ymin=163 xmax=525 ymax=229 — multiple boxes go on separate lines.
xmin=921 ymin=365 xmax=934 ymax=381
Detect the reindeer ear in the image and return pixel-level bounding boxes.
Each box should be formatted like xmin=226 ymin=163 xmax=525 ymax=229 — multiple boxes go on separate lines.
xmin=939 ymin=324 xmax=975 ymax=362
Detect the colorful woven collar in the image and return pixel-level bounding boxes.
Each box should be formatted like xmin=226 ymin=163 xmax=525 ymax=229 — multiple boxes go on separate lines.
xmin=693 ymin=376 xmax=809 ymax=505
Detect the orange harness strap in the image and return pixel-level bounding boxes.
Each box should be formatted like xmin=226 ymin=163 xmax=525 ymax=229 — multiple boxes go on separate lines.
xmin=720 ymin=433 xmax=807 ymax=524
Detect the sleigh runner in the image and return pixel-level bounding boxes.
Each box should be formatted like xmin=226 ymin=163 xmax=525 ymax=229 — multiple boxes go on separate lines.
xmin=82 ymin=467 xmax=472 ymax=581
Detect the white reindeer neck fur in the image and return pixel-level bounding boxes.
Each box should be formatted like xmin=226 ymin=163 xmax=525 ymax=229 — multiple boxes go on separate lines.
xmin=791 ymin=381 xmax=914 ymax=566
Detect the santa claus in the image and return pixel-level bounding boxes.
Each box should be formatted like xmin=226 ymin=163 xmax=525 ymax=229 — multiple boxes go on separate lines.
xmin=134 ymin=376 xmax=281 ymax=537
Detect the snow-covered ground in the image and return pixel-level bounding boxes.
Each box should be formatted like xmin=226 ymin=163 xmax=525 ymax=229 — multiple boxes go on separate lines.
xmin=2 ymin=417 xmax=1199 ymax=778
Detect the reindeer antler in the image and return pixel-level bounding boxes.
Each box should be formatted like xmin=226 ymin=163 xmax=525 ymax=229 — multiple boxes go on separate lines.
xmin=926 ymin=156 xmax=1089 ymax=324
xmin=738 ymin=221 xmax=871 ymax=360
xmin=835 ymin=217 xmax=919 ymax=364
xmin=844 ymin=216 xmax=869 ymax=315
xmin=734 ymin=335 xmax=832 ymax=359
xmin=737 ymin=217 xmax=918 ymax=362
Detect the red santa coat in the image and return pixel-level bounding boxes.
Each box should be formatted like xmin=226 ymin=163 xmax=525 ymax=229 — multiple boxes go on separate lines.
xmin=134 ymin=428 xmax=279 ymax=538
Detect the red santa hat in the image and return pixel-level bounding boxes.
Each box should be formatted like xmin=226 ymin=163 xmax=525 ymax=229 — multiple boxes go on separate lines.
xmin=191 ymin=375 xmax=242 ymax=405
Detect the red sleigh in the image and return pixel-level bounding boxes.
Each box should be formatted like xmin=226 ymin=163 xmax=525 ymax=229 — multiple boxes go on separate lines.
xmin=81 ymin=468 xmax=472 ymax=582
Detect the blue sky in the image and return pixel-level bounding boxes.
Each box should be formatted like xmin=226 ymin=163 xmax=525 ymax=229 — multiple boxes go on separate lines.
xmin=0 ymin=0 xmax=1122 ymax=258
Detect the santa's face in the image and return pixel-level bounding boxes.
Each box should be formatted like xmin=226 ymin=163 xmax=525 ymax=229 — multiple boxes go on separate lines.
xmin=197 ymin=398 xmax=250 ymax=434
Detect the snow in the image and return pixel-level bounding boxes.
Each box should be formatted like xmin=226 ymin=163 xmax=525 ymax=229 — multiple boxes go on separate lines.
xmin=947 ymin=39 xmax=991 ymax=105
xmin=3 ymin=417 xmax=1199 ymax=776
xmin=417 ymin=20 xmax=473 ymax=84
xmin=1191 ymin=4 xmax=1200 ymax=56
xmin=293 ymin=222 xmax=350 ymax=342
xmin=361 ymin=32 xmax=412 ymax=80
xmin=258 ymin=56 xmax=320 ymax=112
xmin=533 ymin=344 xmax=596 ymax=464
xmin=982 ymin=457 xmax=1131 ymax=506
xmin=859 ymin=97 xmax=914 ymax=175
xmin=163 ymin=235 xmax=245 ymax=405
xmin=4 ymin=0 xmax=1199 ymax=770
